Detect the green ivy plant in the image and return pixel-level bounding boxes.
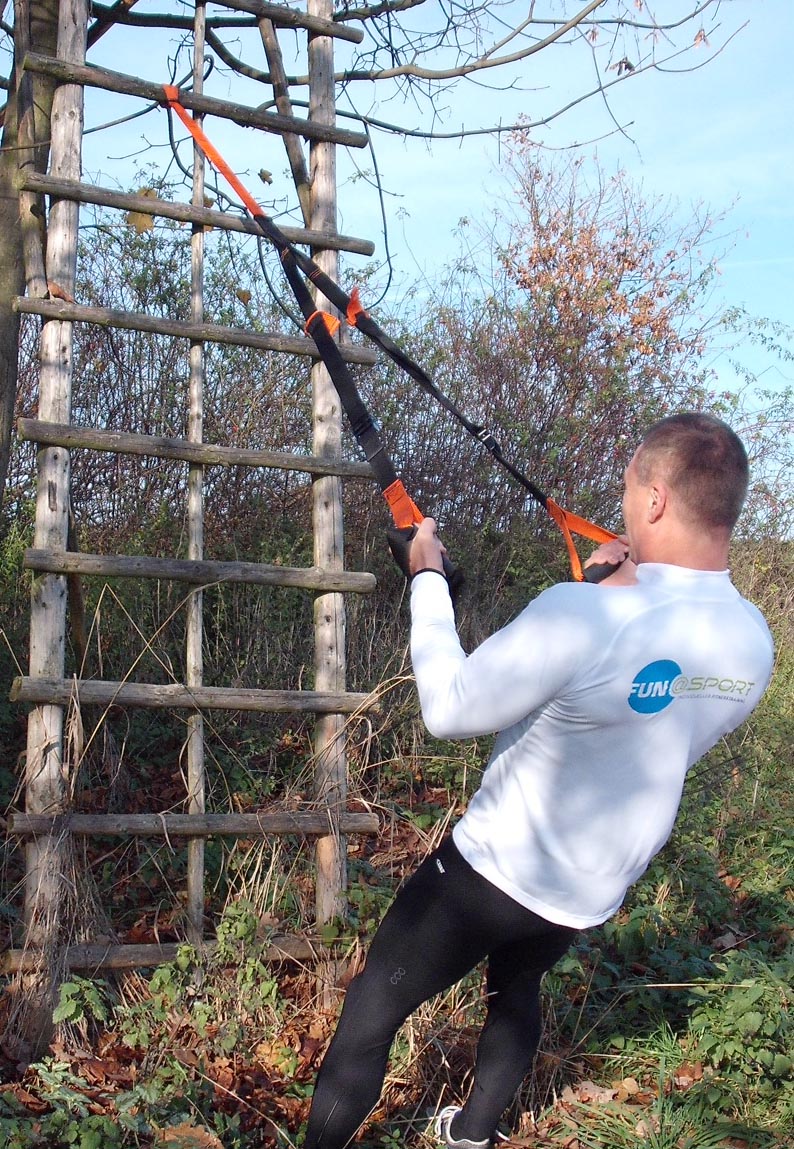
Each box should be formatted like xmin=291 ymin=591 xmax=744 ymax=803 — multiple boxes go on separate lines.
xmin=689 ymin=950 xmax=794 ymax=1096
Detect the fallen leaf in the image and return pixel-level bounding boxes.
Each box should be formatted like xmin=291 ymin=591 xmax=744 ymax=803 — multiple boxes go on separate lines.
xmin=81 ymin=1057 xmax=111 ymax=1083
xmin=299 ymin=1033 xmax=324 ymax=1063
xmin=152 ymin=1122 xmax=224 ymax=1148
xmin=614 ymin=1075 xmax=642 ymax=1101
xmin=674 ymin=1061 xmax=704 ymax=1091
xmin=635 ymin=1114 xmax=660 ymax=1137
xmin=713 ymin=929 xmax=740 ymax=951
xmin=7 ymin=1084 xmax=49 ymax=1112
xmin=208 ymin=1059 xmax=235 ymax=1091
xmin=47 ymin=280 xmax=76 ymax=303
xmin=561 ymin=1079 xmax=616 ymax=1105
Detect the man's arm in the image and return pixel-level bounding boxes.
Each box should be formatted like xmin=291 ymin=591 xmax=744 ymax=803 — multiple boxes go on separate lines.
xmin=410 ymin=572 xmax=588 ymax=739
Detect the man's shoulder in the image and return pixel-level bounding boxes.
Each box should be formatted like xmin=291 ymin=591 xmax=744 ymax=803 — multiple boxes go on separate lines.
xmin=732 ymin=592 xmax=775 ymax=652
xmin=527 ymin=578 xmax=644 ymax=621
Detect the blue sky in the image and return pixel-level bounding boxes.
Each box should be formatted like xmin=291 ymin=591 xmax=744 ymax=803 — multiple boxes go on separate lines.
xmin=82 ymin=0 xmax=793 ymax=395
xmin=332 ymin=0 xmax=793 ymax=395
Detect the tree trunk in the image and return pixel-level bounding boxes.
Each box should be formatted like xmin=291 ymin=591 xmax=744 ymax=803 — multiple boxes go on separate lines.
xmin=185 ymin=1 xmax=207 ymax=948
xmin=15 ymin=0 xmax=87 ymax=1063
xmin=309 ymin=0 xmax=348 ymax=1008
xmin=0 ymin=1 xmax=59 ymax=514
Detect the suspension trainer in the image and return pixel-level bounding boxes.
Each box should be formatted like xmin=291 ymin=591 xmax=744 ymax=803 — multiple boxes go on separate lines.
xmin=163 ymin=87 xmax=618 ymax=584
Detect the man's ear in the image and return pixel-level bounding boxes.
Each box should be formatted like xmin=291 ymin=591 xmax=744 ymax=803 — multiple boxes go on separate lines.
xmin=647 ymin=482 xmax=667 ymax=523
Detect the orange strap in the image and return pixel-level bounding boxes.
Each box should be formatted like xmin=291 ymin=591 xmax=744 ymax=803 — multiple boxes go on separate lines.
xmin=163 ymin=84 xmax=617 ymax=581
xmin=305 ymin=310 xmax=341 ymax=337
xmin=163 ymin=85 xmax=265 ymax=220
xmin=545 ymin=498 xmax=618 ymax=582
xmin=384 ymin=480 xmax=424 ymax=530
xmin=346 ymin=286 xmax=368 ymax=326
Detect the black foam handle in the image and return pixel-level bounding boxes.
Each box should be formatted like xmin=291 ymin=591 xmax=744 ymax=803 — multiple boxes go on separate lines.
xmin=386 ymin=526 xmax=464 ymax=599
xmin=583 ymin=560 xmax=620 ymax=584
xmin=442 ymin=553 xmax=466 ymax=599
xmin=386 ymin=525 xmax=415 ymax=580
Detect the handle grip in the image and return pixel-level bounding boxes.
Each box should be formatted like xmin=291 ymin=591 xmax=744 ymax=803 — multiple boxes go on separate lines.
xmin=442 ymin=552 xmax=465 ymax=598
xmin=583 ymin=560 xmax=621 ymax=584
xmin=386 ymin=526 xmax=465 ymax=599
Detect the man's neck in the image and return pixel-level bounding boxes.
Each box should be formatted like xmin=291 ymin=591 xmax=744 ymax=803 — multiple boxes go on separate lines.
xmin=636 ymin=537 xmax=730 ymax=572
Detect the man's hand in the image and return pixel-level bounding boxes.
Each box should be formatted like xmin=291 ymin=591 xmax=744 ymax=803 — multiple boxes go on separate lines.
xmin=408 ymin=517 xmax=446 ymax=576
xmin=387 ymin=517 xmax=464 ymax=599
xmin=584 ymin=536 xmax=638 ymax=586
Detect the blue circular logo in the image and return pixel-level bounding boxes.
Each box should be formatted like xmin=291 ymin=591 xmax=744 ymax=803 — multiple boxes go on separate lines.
xmin=628 ymin=660 xmax=683 ymax=714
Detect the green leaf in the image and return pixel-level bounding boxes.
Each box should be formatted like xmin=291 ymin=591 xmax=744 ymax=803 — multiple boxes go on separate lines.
xmin=737 ymin=984 xmax=766 ymax=1008
xmin=771 ymin=1054 xmax=793 ymax=1078
xmin=319 ymin=921 xmax=340 ymax=945
xmin=53 ymin=996 xmax=80 ymax=1024
xmin=736 ymin=1010 xmax=764 ymax=1036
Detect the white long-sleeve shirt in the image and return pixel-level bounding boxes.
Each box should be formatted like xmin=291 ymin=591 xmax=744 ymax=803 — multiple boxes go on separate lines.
xmin=410 ymin=564 xmax=774 ymax=929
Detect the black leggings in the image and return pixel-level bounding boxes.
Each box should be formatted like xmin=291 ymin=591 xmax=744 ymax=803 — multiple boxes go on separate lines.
xmin=304 ymin=836 xmax=576 ymax=1149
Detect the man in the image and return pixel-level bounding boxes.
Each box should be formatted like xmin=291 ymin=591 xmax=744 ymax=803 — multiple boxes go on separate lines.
xmin=304 ymin=413 xmax=774 ymax=1149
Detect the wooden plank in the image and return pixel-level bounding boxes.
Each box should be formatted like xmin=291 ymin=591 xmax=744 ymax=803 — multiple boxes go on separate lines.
xmin=1 ymin=935 xmax=322 ymax=973
xmin=221 ymin=0 xmax=363 ymax=43
xmin=13 ymin=297 xmax=379 ymax=365
xmin=22 ymin=52 xmax=368 ymax=148
xmin=9 ymin=811 xmax=379 ymax=837
xmin=11 ymin=676 xmax=376 ymax=714
xmin=88 ymin=0 xmax=363 ymax=45
xmin=16 ymin=418 xmax=374 ymax=479
xmin=21 ymin=173 xmax=376 ymax=257
xmin=23 ymin=548 xmax=377 ymax=594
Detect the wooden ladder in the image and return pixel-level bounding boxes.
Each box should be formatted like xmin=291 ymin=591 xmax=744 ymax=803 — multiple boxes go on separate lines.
xmin=6 ymin=0 xmax=382 ymax=984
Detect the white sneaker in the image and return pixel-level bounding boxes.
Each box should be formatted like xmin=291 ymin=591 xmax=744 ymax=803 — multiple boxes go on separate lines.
xmin=434 ymin=1105 xmax=491 ymax=1149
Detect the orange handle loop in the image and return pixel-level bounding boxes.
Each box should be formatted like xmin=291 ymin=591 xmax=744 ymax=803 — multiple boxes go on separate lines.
xmin=346 ymin=286 xmax=368 ymax=327
xmin=384 ymin=480 xmax=424 ymax=530
xmin=305 ymin=311 xmax=341 ymax=337
xmin=545 ymin=498 xmax=618 ymax=582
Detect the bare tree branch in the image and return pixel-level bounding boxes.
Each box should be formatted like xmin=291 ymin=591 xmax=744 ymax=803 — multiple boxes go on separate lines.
xmin=334 ymin=0 xmax=426 ymax=23
xmin=336 ymin=0 xmax=607 ymax=82
xmin=205 ymin=26 xmax=274 ymax=86
xmin=258 ymin=14 xmax=312 ymax=225
xmin=322 ymin=42 xmax=699 ymax=141
xmin=88 ymin=3 xmax=257 ymax=33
